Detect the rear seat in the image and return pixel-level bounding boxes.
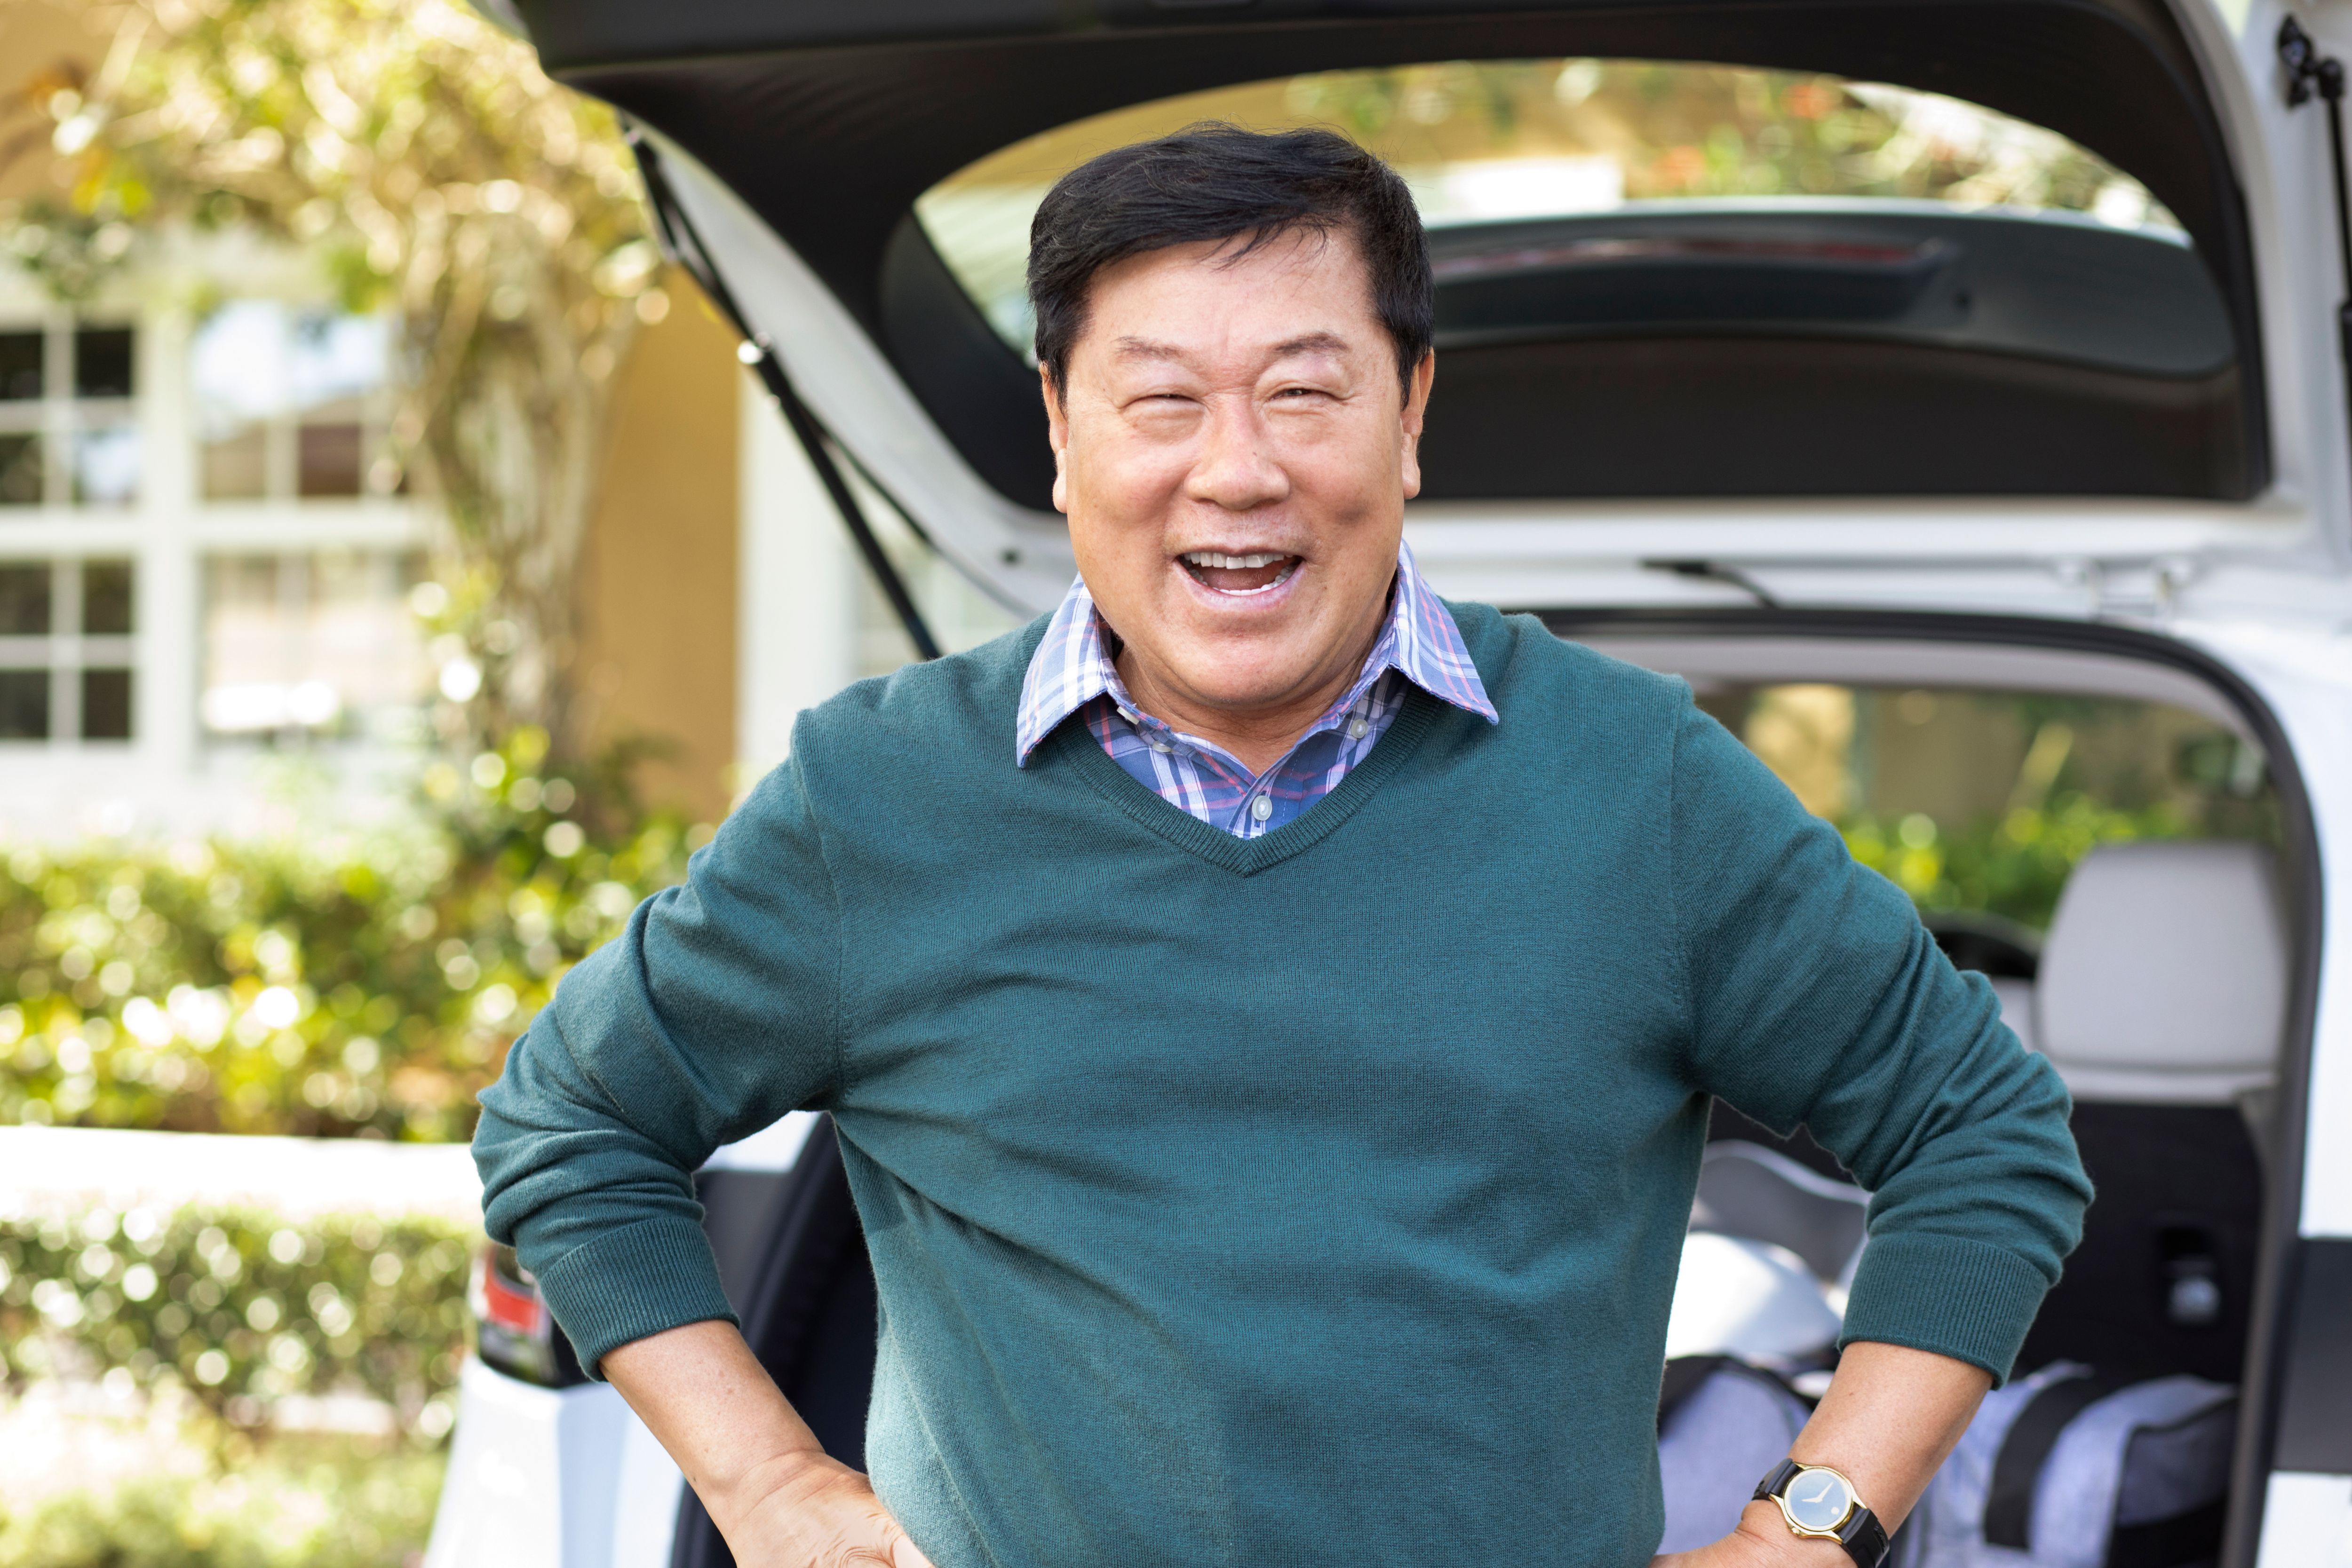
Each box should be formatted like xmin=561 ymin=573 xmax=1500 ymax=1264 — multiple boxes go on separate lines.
xmin=2013 ymin=840 xmax=2287 ymax=1384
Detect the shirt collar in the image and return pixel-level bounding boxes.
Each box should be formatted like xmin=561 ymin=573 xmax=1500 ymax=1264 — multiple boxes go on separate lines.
xmin=1016 ymin=540 xmax=1497 ymax=767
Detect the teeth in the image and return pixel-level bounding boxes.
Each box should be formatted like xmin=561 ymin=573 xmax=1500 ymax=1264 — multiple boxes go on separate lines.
xmin=1181 ymin=551 xmax=1287 ymax=570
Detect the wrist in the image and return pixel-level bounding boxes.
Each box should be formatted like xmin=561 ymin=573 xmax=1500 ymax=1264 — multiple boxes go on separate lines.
xmin=706 ymin=1441 xmax=859 ymax=1536
xmin=1735 ymin=1501 xmax=1859 ymax=1568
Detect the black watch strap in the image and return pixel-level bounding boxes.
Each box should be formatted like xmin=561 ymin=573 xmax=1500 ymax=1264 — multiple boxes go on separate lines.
xmin=1835 ymin=1501 xmax=1891 ymax=1568
xmin=1753 ymin=1459 xmax=1892 ymax=1568
xmin=1753 ymin=1457 xmax=1804 ymax=1503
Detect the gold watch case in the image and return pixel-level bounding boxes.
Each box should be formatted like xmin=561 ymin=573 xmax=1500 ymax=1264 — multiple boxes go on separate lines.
xmin=1772 ymin=1462 xmax=1866 ymax=1539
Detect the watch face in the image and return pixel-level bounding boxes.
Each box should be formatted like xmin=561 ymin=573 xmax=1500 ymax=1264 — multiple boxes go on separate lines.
xmin=1784 ymin=1467 xmax=1857 ymax=1533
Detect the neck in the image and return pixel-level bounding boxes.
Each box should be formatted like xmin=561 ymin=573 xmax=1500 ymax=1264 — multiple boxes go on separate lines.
xmin=1112 ymin=603 xmax=1388 ymax=777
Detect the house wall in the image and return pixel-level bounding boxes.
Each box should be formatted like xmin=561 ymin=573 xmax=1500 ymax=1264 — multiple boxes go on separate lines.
xmin=0 ymin=2 xmax=106 ymax=206
xmin=572 ymin=286 xmax=741 ymax=824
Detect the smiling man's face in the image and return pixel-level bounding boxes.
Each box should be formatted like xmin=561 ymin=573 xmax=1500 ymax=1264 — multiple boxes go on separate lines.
xmin=1043 ymin=228 xmax=1434 ymax=758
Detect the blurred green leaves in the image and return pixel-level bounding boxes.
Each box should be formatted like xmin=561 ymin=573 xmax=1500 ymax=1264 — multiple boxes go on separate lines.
xmin=0 ymin=728 xmax=705 ymax=1140
xmin=0 ymin=1432 xmax=445 ymax=1568
xmin=0 ymin=1202 xmax=469 ymax=1441
xmin=1842 ymin=791 xmax=2198 ymax=933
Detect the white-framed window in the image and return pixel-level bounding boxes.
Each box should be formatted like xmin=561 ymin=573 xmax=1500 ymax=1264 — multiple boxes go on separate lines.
xmin=0 ymin=269 xmax=433 ymax=818
xmin=0 ymin=319 xmax=141 ymax=509
xmin=0 ymin=557 xmax=136 ymax=742
xmin=199 ymin=549 xmax=427 ymax=743
xmin=190 ymin=301 xmax=399 ymax=501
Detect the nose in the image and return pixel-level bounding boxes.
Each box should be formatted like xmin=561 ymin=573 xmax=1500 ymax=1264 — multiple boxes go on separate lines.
xmin=1184 ymin=395 xmax=1289 ymax=514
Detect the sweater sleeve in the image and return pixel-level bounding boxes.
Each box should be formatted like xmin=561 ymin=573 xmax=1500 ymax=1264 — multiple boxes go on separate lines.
xmin=1667 ymin=695 xmax=2090 ymax=1383
xmin=472 ymin=744 xmax=846 ymax=1374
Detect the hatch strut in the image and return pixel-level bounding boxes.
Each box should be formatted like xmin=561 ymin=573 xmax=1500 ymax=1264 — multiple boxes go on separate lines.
xmin=2280 ymin=18 xmax=2352 ymax=456
xmin=626 ymin=129 xmax=942 ymax=662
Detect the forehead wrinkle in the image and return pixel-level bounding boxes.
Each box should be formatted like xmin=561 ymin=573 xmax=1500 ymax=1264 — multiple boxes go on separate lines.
xmin=1110 ymin=335 xmax=1187 ymax=364
xmin=1270 ymin=331 xmax=1351 ymax=359
xmin=1106 ymin=330 xmax=1356 ymax=369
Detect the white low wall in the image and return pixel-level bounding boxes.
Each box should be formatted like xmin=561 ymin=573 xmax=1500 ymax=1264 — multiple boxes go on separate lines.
xmin=0 ymin=1125 xmax=482 ymax=1224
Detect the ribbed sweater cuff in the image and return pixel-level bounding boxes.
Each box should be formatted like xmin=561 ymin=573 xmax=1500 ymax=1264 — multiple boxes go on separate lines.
xmin=531 ymin=1216 xmax=739 ymax=1380
xmin=1837 ymin=1232 xmax=2053 ymax=1386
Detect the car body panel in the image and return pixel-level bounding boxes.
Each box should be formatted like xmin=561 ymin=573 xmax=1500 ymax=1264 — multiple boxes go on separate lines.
xmin=423 ymin=1357 xmax=682 ymax=1568
xmin=2255 ymin=1471 xmax=2352 ymax=1568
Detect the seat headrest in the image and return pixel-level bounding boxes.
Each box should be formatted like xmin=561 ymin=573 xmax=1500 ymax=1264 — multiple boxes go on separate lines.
xmin=2036 ymin=841 xmax=2288 ymax=1104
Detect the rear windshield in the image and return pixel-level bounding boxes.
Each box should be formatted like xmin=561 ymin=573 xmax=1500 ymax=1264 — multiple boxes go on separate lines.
xmin=917 ymin=57 xmax=2179 ymax=360
xmin=1702 ymin=684 xmax=2277 ymax=941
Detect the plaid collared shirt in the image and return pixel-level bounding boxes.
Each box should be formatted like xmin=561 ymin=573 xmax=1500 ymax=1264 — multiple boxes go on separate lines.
xmin=1015 ymin=542 xmax=1497 ymax=839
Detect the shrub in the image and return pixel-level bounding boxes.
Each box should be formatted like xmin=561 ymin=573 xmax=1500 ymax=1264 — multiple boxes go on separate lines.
xmin=0 ymin=1433 xmax=444 ymax=1568
xmin=0 ymin=1199 xmax=473 ymax=1441
xmin=0 ymin=729 xmax=707 ymax=1141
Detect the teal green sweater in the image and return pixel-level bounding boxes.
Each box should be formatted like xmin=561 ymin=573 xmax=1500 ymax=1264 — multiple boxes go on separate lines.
xmin=474 ymin=603 xmax=2087 ymax=1568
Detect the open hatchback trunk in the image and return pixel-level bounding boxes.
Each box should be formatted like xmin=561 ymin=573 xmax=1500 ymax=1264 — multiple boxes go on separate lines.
xmin=429 ymin=4 xmax=2352 ymax=1568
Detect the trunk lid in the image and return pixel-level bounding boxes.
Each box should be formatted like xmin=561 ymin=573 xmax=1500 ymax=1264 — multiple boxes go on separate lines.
xmin=509 ymin=0 xmax=2352 ymax=623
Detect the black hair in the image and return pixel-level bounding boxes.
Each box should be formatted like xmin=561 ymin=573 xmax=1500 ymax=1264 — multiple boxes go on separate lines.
xmin=1026 ymin=122 xmax=1433 ymax=400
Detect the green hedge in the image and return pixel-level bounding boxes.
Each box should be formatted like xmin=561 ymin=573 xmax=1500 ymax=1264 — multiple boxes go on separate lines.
xmin=0 ymin=1434 xmax=445 ymax=1568
xmin=0 ymin=1201 xmax=474 ymax=1440
xmin=0 ymin=729 xmax=704 ymax=1141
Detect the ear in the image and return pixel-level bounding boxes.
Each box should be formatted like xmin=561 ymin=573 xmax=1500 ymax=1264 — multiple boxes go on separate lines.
xmin=1041 ymin=364 xmax=1071 ymax=515
xmin=1398 ymin=350 xmax=1436 ymax=500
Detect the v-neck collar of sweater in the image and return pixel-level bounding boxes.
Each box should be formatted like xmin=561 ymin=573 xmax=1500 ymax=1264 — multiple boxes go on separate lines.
xmin=1045 ymin=681 xmax=1446 ymax=875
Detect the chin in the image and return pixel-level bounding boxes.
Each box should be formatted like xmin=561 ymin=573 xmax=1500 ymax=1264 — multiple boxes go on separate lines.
xmin=1163 ymin=641 xmax=1315 ymax=707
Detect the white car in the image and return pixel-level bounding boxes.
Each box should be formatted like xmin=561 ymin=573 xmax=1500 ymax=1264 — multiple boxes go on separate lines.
xmin=429 ymin=4 xmax=2352 ymax=1565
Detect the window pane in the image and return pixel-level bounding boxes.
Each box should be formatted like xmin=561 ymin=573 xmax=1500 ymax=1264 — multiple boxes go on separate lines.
xmin=1711 ymin=685 xmax=2279 ymax=933
xmin=72 ymin=426 xmax=140 ymax=506
xmin=83 ymin=560 xmax=133 ymax=634
xmin=192 ymin=301 xmax=291 ymax=423
xmin=74 ymin=327 xmax=134 ymax=399
xmin=919 ymin=58 xmax=2180 ymax=358
xmin=288 ymin=312 xmax=389 ymax=412
xmin=0 ymin=433 xmax=41 ymax=506
xmin=0 ymin=333 xmax=41 ymax=401
xmin=297 ymin=420 xmax=364 ymax=497
xmin=201 ymin=425 xmax=268 ymax=500
xmin=0 ymin=669 xmax=50 ymax=739
xmin=0 ymin=565 xmax=50 ymax=635
xmin=202 ymin=552 xmax=427 ymax=738
xmin=79 ymin=667 xmax=132 ymax=740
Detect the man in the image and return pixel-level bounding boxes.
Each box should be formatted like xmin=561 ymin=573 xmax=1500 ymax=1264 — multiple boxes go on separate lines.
xmin=475 ymin=126 xmax=2088 ymax=1568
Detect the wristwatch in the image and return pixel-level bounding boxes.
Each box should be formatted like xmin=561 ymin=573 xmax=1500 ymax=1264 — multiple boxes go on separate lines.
xmin=1752 ymin=1458 xmax=1891 ymax=1568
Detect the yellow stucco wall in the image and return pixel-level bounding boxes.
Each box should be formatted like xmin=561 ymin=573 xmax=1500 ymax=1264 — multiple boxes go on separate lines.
xmin=572 ymin=285 xmax=741 ymax=824
xmin=0 ymin=2 xmax=107 ymax=205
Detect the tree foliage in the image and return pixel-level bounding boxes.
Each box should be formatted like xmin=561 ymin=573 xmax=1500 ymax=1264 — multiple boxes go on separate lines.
xmin=8 ymin=0 xmax=664 ymax=753
xmin=1282 ymin=58 xmax=2166 ymax=216
xmin=0 ymin=728 xmax=704 ymax=1142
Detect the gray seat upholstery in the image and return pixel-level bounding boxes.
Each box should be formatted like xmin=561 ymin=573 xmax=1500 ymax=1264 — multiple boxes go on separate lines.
xmin=2015 ymin=839 xmax=2282 ymax=1382
xmin=2035 ymin=841 xmax=2288 ymax=1105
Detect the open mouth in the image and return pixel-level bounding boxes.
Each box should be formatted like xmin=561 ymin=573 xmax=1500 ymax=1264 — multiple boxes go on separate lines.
xmin=1179 ymin=550 xmax=1302 ymax=595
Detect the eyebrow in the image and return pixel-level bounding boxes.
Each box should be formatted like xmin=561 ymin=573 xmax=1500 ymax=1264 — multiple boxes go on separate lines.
xmin=1109 ymin=331 xmax=1355 ymax=363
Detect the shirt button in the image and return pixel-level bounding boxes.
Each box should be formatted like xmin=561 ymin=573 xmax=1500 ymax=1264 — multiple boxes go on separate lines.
xmin=1149 ymin=740 xmax=1172 ymax=754
xmin=1250 ymin=796 xmax=1272 ymax=822
xmin=1347 ymin=717 xmax=1369 ymax=740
